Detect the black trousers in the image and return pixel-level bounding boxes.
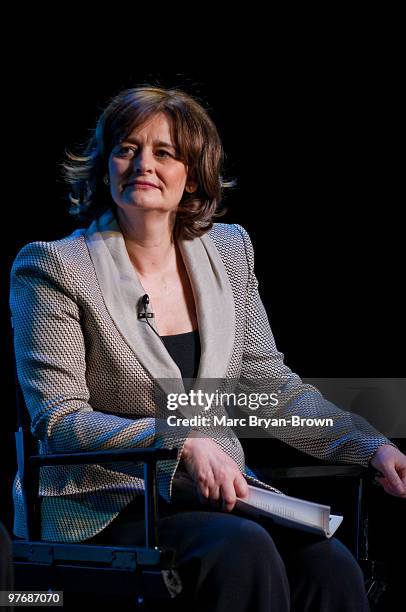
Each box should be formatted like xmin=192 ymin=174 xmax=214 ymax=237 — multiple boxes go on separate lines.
xmin=84 ymin=492 xmax=369 ymax=612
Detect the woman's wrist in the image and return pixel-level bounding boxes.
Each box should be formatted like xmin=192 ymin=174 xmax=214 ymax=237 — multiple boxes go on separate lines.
xmin=181 ymin=429 xmax=205 ymax=458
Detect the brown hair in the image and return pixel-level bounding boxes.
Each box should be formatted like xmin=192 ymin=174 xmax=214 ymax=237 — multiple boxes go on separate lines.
xmin=62 ymin=86 xmax=236 ymax=240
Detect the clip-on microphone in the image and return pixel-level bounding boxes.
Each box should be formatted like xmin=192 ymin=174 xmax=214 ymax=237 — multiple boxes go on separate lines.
xmin=138 ymin=294 xmax=154 ymax=319
xmin=138 ymin=294 xmax=165 ymax=343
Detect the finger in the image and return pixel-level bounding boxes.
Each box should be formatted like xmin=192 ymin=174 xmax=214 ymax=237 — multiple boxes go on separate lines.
xmin=234 ymin=475 xmax=249 ymax=499
xmin=381 ymin=467 xmax=405 ymax=496
xmin=374 ymin=475 xmax=383 ymax=487
xmin=220 ymin=482 xmax=237 ymax=513
xmin=210 ymin=484 xmax=221 ymax=501
xmin=378 ymin=476 xmax=406 ymax=497
xmin=197 ymin=470 xmax=215 ymax=503
xmin=197 ymin=486 xmax=209 ymax=505
xmin=197 ymin=477 xmax=211 ymax=503
xmin=384 ymin=483 xmax=405 ymax=497
xmin=209 ymin=485 xmax=221 ymax=509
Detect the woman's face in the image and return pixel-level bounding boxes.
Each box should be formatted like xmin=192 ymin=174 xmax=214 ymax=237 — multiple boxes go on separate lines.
xmin=108 ymin=113 xmax=196 ymax=214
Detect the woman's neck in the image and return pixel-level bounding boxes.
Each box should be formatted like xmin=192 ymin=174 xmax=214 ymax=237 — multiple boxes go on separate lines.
xmin=116 ymin=206 xmax=177 ymax=278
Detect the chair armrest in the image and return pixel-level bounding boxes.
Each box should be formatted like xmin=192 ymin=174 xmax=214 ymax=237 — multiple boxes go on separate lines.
xmin=23 ymin=444 xmax=178 ymax=546
xmin=29 ymin=447 xmax=178 ymax=467
xmin=253 ymin=465 xmax=369 ymax=480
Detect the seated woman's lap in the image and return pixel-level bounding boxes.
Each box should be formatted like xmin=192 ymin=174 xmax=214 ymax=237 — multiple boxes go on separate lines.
xmin=83 ymin=494 xmax=368 ymax=612
xmin=85 ymin=497 xmax=291 ymax=610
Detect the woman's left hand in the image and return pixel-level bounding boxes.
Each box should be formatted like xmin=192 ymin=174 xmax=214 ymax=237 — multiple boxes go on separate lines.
xmin=370 ymin=444 xmax=406 ymax=498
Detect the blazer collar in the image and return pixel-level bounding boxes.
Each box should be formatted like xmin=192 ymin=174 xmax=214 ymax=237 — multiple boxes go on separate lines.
xmin=84 ymin=208 xmax=235 ymax=400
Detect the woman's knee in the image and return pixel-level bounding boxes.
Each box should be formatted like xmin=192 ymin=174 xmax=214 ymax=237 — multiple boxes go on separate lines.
xmin=212 ymin=515 xmax=290 ymax=595
xmin=309 ymin=538 xmax=364 ymax=584
xmin=325 ymin=538 xmax=366 ymax=589
xmin=171 ymin=512 xmax=285 ymax=576
xmin=189 ymin=515 xmax=290 ymax=609
xmin=217 ymin=515 xmax=281 ymax=562
xmin=287 ymin=536 xmax=367 ymax=606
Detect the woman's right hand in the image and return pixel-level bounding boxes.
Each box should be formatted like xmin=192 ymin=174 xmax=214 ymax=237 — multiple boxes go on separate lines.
xmin=180 ymin=432 xmax=249 ymax=512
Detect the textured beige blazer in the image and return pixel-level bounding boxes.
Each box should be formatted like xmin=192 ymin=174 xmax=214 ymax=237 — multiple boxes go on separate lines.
xmin=10 ymin=208 xmax=390 ymax=542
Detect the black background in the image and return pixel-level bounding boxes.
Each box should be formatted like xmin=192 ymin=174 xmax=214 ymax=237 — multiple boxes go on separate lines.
xmin=1 ymin=37 xmax=404 ymax=608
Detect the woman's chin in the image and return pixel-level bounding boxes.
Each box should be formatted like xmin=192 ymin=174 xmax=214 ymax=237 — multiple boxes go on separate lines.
xmin=119 ymin=200 xmax=170 ymax=213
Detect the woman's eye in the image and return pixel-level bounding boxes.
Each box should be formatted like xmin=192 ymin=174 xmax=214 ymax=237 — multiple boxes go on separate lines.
xmin=113 ymin=146 xmax=174 ymax=159
xmin=155 ymin=149 xmax=172 ymax=158
xmin=116 ymin=146 xmax=136 ymax=158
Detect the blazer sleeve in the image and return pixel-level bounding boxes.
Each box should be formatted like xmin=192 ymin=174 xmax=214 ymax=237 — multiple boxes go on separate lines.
xmin=9 ymin=240 xmax=190 ymax=479
xmin=235 ymin=224 xmax=395 ymax=467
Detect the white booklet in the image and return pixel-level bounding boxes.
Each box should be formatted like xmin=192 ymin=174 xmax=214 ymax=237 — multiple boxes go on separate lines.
xmin=236 ymin=485 xmax=343 ymax=538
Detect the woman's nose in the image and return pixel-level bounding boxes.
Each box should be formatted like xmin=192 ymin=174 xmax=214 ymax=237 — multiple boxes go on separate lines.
xmin=133 ymin=148 xmax=153 ymax=173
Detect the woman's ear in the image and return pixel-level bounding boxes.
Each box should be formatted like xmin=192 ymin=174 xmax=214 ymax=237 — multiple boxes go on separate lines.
xmin=185 ymin=180 xmax=198 ymax=194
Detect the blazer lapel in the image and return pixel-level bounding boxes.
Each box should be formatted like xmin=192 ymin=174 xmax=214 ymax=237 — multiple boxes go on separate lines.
xmin=84 ymin=208 xmax=235 ymax=405
xmin=179 ymin=230 xmax=235 ymax=382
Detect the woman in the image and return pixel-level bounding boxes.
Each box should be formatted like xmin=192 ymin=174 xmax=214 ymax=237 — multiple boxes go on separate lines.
xmin=10 ymin=86 xmax=405 ymax=611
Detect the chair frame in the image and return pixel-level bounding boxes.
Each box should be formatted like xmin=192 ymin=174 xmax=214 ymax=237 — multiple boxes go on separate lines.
xmin=13 ymin=425 xmax=182 ymax=608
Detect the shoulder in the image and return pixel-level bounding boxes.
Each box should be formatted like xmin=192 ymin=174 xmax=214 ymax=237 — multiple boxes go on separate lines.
xmin=206 ymin=222 xmax=256 ymax=271
xmin=10 ymin=226 xmax=88 ymax=287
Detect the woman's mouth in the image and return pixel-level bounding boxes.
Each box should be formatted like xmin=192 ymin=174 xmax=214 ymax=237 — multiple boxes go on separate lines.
xmin=125 ymin=181 xmax=159 ymax=190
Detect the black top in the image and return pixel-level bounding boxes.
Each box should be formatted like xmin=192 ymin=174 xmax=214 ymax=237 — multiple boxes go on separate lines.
xmin=161 ymin=329 xmax=201 ymax=388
